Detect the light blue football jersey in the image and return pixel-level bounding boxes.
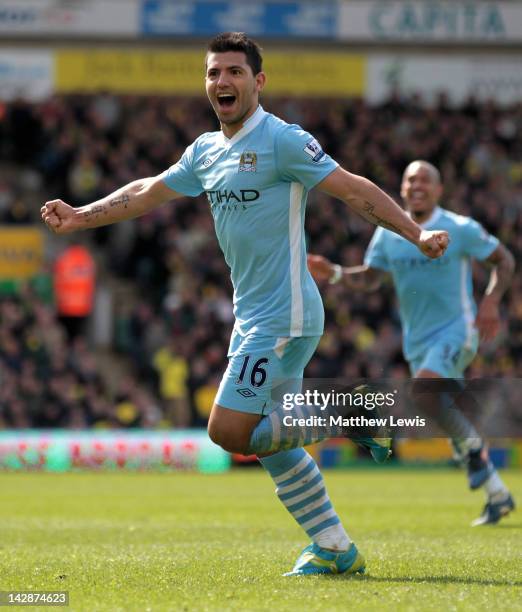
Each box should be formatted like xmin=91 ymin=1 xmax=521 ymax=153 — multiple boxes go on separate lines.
xmin=162 ymin=105 xmax=338 ymax=338
xmin=364 ymin=207 xmax=499 ymax=361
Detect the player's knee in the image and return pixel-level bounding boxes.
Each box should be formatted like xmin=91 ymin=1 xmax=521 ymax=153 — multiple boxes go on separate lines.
xmin=208 ymin=404 xmax=260 ymax=454
xmin=207 ymin=420 xmax=224 ymax=447
xmin=207 ymin=421 xmax=250 ymax=454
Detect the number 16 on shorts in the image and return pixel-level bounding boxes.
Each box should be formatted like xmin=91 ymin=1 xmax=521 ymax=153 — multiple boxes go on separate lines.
xmin=236 ymin=356 xmax=268 ymax=388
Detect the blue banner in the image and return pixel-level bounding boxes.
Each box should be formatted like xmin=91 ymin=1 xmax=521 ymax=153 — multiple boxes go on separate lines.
xmin=141 ymin=1 xmax=337 ymax=38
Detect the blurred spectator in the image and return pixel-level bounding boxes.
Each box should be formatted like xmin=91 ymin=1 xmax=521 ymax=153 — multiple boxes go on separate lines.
xmin=53 ymin=244 xmax=96 ymax=340
xmin=67 ymin=153 xmax=103 ymax=204
xmin=153 ymin=338 xmax=191 ymax=427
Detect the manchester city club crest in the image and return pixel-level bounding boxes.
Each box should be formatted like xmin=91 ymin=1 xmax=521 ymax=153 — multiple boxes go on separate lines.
xmin=239 ymin=151 xmax=257 ymax=172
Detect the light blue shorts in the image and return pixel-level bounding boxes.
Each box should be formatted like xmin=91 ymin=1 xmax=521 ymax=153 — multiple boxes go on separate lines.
xmin=215 ymin=332 xmax=321 ymax=415
xmin=409 ymin=330 xmax=479 ymax=378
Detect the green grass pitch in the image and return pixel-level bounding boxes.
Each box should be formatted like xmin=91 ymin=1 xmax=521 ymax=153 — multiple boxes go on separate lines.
xmin=0 ymin=468 xmax=520 ymax=611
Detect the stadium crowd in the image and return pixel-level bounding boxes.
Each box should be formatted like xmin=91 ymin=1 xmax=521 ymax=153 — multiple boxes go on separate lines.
xmin=0 ymin=92 xmax=521 ymax=427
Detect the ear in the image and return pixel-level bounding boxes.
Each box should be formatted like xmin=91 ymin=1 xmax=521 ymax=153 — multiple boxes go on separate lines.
xmin=255 ymin=71 xmax=266 ymax=92
xmin=400 ymin=180 xmax=407 ymax=201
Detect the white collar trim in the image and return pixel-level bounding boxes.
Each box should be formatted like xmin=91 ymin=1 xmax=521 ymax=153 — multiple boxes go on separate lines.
xmin=221 ymin=105 xmax=266 ymax=147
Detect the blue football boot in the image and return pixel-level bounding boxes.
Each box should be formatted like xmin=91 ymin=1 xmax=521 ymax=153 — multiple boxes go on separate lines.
xmin=284 ymin=542 xmax=366 ymax=577
xmin=353 ymin=436 xmax=392 ymax=463
xmin=471 ymin=493 xmax=515 ymax=526
xmin=345 ymin=384 xmax=392 ymax=464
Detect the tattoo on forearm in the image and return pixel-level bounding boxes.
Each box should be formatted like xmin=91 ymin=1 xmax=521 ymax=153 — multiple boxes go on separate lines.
xmin=82 ymin=204 xmax=105 ymax=219
xmin=362 ymin=202 xmax=403 ymax=236
xmin=82 ymin=193 xmax=130 ymax=224
xmin=109 ymin=194 xmax=130 ymax=209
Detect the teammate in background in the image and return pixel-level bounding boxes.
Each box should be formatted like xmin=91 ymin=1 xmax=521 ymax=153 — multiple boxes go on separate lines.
xmin=41 ymin=34 xmax=449 ymax=576
xmin=308 ymin=160 xmax=515 ymax=526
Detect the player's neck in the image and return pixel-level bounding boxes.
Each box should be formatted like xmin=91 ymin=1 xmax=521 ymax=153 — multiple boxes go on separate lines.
xmin=411 ymin=207 xmax=438 ymax=224
xmin=221 ymin=123 xmax=241 ymax=139
xmin=221 ymin=104 xmax=260 ymax=139
xmin=411 ymin=211 xmax=430 ymax=223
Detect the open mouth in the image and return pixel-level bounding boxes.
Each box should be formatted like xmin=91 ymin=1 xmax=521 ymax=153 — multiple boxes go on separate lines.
xmin=217 ymin=93 xmax=237 ymax=110
xmin=410 ymin=190 xmax=426 ymax=200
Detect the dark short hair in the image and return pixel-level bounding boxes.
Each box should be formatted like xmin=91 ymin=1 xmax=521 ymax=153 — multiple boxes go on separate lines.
xmin=206 ymin=32 xmax=263 ymax=75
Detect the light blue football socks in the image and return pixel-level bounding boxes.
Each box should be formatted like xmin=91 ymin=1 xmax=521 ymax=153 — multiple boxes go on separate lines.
xmin=259 ymin=448 xmax=350 ymax=552
xmin=249 ymin=404 xmax=343 ymax=455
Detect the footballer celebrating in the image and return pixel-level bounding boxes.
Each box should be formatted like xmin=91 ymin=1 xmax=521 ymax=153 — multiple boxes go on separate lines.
xmin=308 ymin=160 xmax=516 ymax=526
xmin=42 ymin=34 xmax=449 ymax=575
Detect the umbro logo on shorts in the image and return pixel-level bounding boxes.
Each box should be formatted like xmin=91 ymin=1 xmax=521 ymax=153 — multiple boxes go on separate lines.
xmin=237 ymin=388 xmax=257 ymax=398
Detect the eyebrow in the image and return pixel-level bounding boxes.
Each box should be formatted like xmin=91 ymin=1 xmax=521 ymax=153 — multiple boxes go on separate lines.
xmin=207 ymin=65 xmax=245 ymax=73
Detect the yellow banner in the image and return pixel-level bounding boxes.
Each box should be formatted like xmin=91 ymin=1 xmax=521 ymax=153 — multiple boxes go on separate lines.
xmin=0 ymin=227 xmax=44 ymax=279
xmin=265 ymin=52 xmax=365 ymax=96
xmin=55 ymin=49 xmax=365 ymax=97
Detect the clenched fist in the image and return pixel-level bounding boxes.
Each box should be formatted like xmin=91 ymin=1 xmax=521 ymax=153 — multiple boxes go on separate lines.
xmin=41 ymin=199 xmax=76 ymax=234
xmin=307 ymin=254 xmax=334 ymax=282
xmin=418 ymin=230 xmax=449 ymax=259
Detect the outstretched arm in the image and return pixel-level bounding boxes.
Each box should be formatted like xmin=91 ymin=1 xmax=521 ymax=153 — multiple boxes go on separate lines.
xmin=475 ymin=244 xmax=515 ymax=341
xmin=307 ymin=254 xmax=383 ymax=291
xmin=41 ymin=175 xmax=181 ymax=234
xmin=317 ymin=167 xmax=449 ymax=259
